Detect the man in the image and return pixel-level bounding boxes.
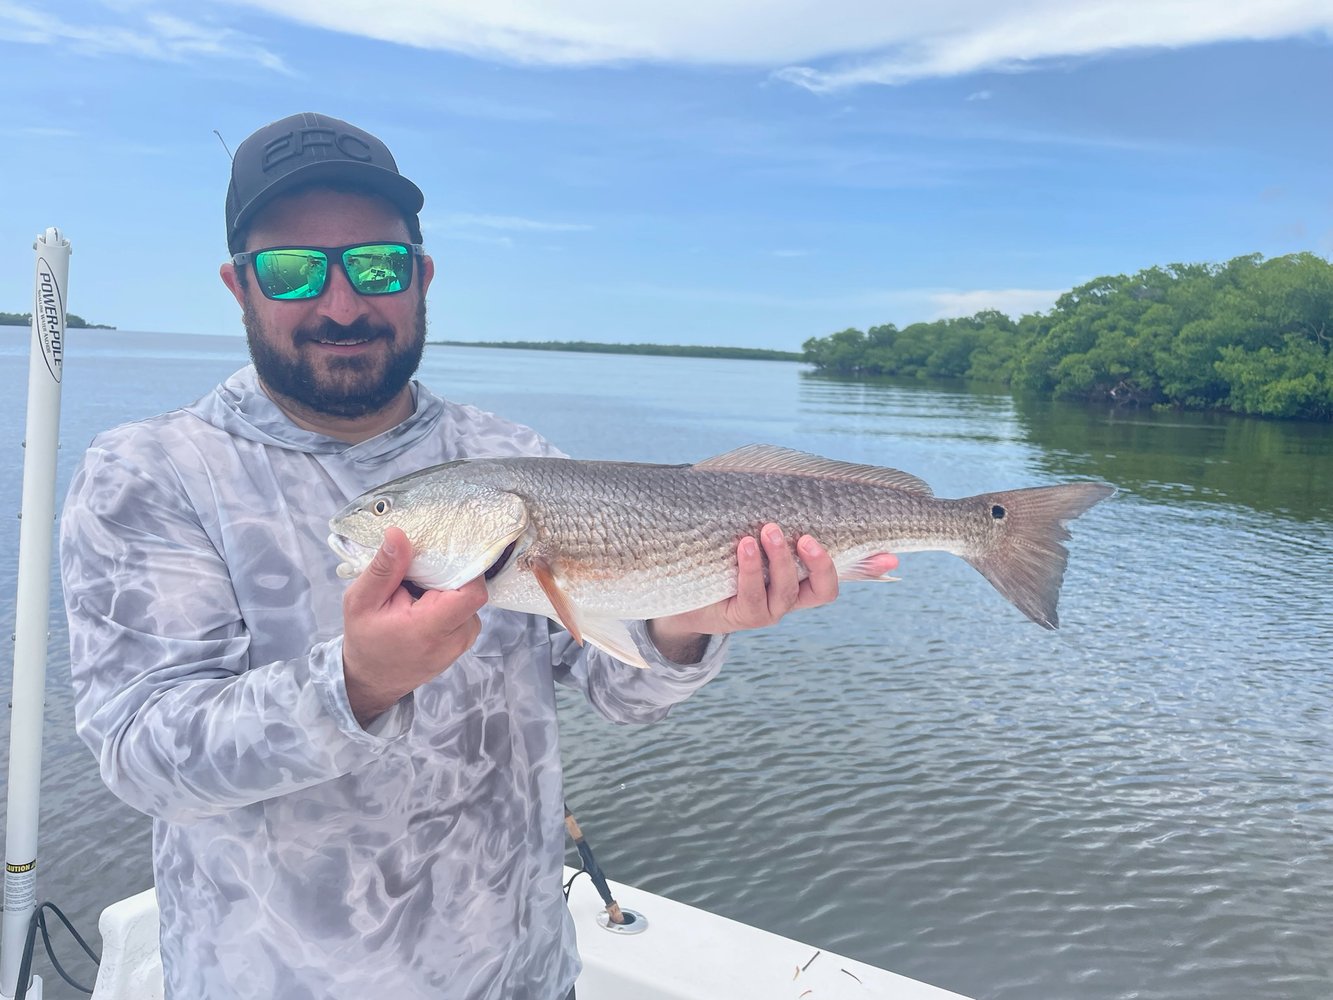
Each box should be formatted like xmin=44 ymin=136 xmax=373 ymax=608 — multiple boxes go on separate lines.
xmin=61 ymin=112 xmax=892 ymax=1000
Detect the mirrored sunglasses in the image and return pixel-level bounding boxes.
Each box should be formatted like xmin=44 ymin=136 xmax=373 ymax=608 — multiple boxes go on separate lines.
xmin=232 ymin=242 xmax=424 ymax=300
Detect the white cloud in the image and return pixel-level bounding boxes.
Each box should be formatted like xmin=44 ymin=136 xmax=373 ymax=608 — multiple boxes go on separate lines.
xmin=777 ymin=1 xmax=1333 ymax=92
xmin=595 ymin=281 xmax=1029 ymax=317
xmin=0 ymin=1 xmax=290 ymax=71
xmin=9 ymin=1 xmax=1330 ymax=91
xmin=445 ymin=213 xmax=593 ymax=233
xmin=927 ymin=287 xmax=1064 ymax=319
xmin=517 ymin=277 xmax=1065 ymax=324
xmin=595 ymin=281 xmax=902 ymax=310
xmin=209 ymin=0 xmax=1332 ymax=90
xmin=426 ymin=213 xmax=594 ymax=248
xmin=433 ymin=231 xmax=515 ymax=248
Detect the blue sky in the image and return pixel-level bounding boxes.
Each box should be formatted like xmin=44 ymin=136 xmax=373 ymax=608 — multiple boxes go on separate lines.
xmin=2 ymin=1 xmax=1331 ymax=351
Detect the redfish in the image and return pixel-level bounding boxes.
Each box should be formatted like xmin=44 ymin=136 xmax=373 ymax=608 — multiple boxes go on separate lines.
xmin=329 ymin=445 xmax=1114 ymax=668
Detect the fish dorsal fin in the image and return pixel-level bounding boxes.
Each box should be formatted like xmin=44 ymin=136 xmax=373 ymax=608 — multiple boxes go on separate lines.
xmin=693 ymin=445 xmax=934 ymax=496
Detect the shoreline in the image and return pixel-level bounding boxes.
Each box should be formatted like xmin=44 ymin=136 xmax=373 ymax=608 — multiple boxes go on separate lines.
xmin=428 ymin=339 xmax=803 ymax=362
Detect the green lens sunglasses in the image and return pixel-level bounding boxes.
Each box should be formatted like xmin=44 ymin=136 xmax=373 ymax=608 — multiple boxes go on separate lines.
xmin=232 ymin=242 xmax=424 ymax=301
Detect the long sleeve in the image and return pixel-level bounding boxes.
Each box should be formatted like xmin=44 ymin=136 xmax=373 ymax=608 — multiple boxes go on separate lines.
xmin=61 ymin=444 xmax=412 ymax=825
xmin=551 ymin=621 xmax=728 ymax=724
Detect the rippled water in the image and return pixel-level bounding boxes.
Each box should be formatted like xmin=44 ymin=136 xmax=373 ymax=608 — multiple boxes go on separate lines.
xmin=1 ymin=330 xmax=1330 ymax=999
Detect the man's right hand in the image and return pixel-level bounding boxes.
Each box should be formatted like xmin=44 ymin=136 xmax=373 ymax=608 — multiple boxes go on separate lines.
xmin=341 ymin=526 xmax=489 ymax=727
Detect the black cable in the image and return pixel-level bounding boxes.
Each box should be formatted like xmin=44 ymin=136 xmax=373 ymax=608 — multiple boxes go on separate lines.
xmin=13 ymin=904 xmax=42 ymax=1000
xmin=563 ymin=866 xmax=589 ymax=900
xmin=39 ymin=902 xmax=100 ymax=992
xmin=13 ymin=901 xmax=100 ymax=998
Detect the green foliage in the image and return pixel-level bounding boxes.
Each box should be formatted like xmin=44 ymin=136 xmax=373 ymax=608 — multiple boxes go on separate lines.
xmin=1216 ymin=336 xmax=1333 ymax=419
xmin=801 ymin=252 xmax=1333 ymax=420
xmin=1 ymin=311 xmax=114 ymax=329
xmin=800 ymin=327 xmax=872 ymax=372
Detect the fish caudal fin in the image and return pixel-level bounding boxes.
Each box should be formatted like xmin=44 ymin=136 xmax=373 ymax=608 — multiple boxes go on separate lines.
xmin=962 ymin=482 xmax=1114 ymax=629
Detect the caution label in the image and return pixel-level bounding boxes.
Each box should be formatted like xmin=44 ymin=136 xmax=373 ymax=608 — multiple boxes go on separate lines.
xmin=4 ymin=862 xmax=37 ymax=911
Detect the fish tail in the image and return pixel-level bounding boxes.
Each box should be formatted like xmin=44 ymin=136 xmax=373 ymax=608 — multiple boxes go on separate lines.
xmin=961 ymin=482 xmax=1114 ymax=629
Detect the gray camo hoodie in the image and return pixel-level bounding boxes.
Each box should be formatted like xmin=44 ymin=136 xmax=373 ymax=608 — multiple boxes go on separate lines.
xmin=60 ymin=365 xmax=725 ymax=999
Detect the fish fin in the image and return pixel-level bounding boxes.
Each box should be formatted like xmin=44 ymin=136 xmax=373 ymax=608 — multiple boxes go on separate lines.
xmin=531 ymin=556 xmax=583 ymax=646
xmin=839 ymin=553 xmax=901 ymax=582
xmin=962 ymin=482 xmax=1115 ymax=629
xmin=580 ymin=616 xmax=652 ymax=670
xmin=694 ymin=444 xmax=933 ymax=495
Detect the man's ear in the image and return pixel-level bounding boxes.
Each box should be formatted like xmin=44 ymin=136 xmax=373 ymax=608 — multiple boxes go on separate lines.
xmin=220 ymin=261 xmax=246 ymax=308
xmin=418 ymin=253 xmax=435 ymax=297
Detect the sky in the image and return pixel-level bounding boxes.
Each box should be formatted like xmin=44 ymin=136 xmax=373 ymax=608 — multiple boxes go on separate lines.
xmin=1 ymin=0 xmax=1331 ymax=351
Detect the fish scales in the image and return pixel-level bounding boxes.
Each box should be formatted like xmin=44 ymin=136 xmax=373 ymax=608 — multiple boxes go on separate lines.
xmin=328 ymin=446 xmax=1114 ymax=667
xmin=503 ymin=460 xmax=933 ymax=578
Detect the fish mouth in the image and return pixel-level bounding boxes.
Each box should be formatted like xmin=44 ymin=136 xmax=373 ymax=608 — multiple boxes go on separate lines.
xmin=328 ymin=533 xmax=376 ymax=578
xmin=326 ymin=533 xmax=522 ymax=586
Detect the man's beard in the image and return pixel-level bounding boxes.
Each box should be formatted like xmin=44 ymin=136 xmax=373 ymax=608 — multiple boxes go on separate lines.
xmin=243 ymin=297 xmax=427 ymax=419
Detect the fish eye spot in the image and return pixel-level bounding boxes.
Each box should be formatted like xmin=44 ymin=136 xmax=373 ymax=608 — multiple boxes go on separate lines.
xmin=991 ymin=504 xmax=1007 ymax=520
xmin=372 ymin=498 xmax=392 ymax=516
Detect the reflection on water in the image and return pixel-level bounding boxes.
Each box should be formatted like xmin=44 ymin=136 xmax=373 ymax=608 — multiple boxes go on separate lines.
xmin=1 ymin=336 xmax=1330 ymax=1000
xmin=1014 ymin=395 xmax=1333 ymax=522
xmin=800 ymin=370 xmax=1333 ymax=521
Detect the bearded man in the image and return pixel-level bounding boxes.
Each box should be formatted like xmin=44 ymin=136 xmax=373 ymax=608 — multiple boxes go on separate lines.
xmin=60 ymin=112 xmax=852 ymax=1000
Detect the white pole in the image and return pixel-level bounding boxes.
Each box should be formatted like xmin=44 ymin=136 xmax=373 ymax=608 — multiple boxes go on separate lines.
xmin=0 ymin=228 xmax=71 ymax=1000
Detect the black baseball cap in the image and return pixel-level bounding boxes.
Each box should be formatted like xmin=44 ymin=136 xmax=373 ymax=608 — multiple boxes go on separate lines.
xmin=225 ymin=112 xmax=425 ymax=252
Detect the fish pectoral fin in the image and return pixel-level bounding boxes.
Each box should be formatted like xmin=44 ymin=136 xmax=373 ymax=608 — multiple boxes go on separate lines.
xmin=839 ymin=552 xmax=901 ymax=582
xmin=580 ymin=616 xmax=651 ymax=670
xmin=531 ymin=557 xmax=583 ymax=646
xmin=528 ymin=557 xmax=649 ymax=669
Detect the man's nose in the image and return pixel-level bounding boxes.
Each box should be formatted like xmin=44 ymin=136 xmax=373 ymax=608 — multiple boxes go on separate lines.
xmin=313 ymin=261 xmax=367 ymax=323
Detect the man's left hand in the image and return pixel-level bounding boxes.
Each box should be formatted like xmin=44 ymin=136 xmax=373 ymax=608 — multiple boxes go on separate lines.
xmin=646 ymin=524 xmax=898 ymax=663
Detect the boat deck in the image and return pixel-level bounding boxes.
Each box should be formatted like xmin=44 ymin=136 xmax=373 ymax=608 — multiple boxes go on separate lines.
xmin=567 ymin=868 xmax=968 ymax=999
xmin=87 ymin=872 xmax=972 ymax=999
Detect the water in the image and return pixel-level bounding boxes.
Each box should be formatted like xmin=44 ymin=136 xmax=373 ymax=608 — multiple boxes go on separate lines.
xmin=1 ymin=329 xmax=1330 ymax=999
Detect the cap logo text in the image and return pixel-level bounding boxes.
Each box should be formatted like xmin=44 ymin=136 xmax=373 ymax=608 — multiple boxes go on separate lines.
xmin=262 ymin=128 xmax=373 ymax=171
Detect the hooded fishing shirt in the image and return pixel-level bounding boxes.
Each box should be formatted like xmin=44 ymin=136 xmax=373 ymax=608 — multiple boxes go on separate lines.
xmin=60 ymin=366 xmax=727 ymax=1000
